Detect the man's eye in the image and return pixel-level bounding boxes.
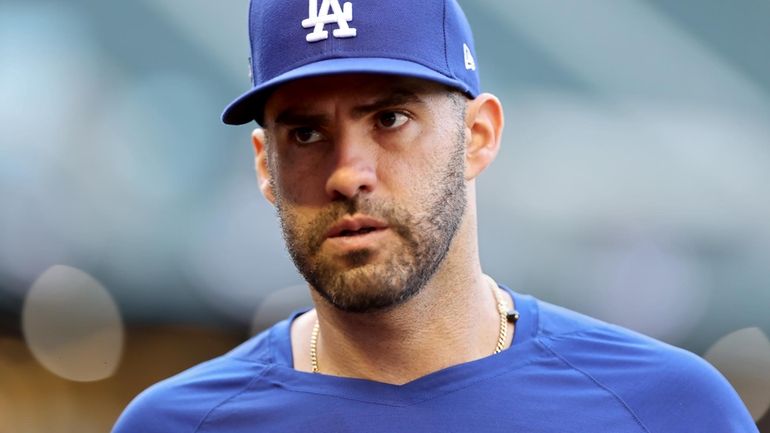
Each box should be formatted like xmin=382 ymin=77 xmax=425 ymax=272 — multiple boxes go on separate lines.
xmin=377 ymin=112 xmax=409 ymax=129
xmin=293 ymin=128 xmax=324 ymax=144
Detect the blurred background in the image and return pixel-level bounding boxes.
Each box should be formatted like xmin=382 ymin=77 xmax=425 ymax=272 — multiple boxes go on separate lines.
xmin=1 ymin=0 xmax=769 ymax=431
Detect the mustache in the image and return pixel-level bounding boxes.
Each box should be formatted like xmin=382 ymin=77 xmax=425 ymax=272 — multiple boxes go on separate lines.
xmin=302 ymin=197 xmax=411 ymax=253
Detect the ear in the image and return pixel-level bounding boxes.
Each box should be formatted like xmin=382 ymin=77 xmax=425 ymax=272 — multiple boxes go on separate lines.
xmin=463 ymin=93 xmax=504 ymax=180
xmin=252 ymin=128 xmax=276 ymax=205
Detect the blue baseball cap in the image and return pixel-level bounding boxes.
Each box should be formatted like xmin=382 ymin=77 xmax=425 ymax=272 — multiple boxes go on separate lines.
xmin=221 ymin=0 xmax=481 ymax=125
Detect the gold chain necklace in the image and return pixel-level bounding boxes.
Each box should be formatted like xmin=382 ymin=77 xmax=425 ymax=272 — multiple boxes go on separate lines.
xmin=309 ymin=275 xmax=517 ymax=374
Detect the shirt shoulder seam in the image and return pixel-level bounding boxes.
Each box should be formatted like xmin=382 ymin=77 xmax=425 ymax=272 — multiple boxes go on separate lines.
xmin=539 ymin=325 xmax=618 ymax=341
xmin=191 ymin=364 xmax=271 ymax=433
xmin=537 ymin=337 xmax=652 ymax=433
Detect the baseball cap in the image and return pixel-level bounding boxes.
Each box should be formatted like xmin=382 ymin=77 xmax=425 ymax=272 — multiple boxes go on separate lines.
xmin=221 ymin=0 xmax=481 ymax=125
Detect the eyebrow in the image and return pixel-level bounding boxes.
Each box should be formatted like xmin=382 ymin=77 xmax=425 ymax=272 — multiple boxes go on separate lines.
xmin=273 ymin=89 xmax=425 ymax=127
xmin=274 ymin=112 xmax=330 ymax=127
xmin=350 ymin=90 xmax=425 ymax=118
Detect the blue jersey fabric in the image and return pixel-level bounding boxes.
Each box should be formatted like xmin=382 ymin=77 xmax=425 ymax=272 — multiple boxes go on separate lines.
xmin=113 ymin=288 xmax=758 ymax=432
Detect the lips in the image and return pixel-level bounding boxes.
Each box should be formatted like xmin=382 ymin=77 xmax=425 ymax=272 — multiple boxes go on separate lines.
xmin=326 ymin=215 xmax=388 ymax=239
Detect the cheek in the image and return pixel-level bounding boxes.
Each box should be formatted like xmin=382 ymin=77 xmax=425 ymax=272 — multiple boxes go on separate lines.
xmin=275 ymin=172 xmax=321 ymax=205
xmin=272 ymin=150 xmax=329 ymax=204
xmin=378 ymin=124 xmax=456 ymax=190
xmin=271 ymin=168 xmax=310 ymax=208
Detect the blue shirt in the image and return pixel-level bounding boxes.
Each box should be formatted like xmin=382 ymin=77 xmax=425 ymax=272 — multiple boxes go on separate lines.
xmin=113 ymin=288 xmax=758 ymax=432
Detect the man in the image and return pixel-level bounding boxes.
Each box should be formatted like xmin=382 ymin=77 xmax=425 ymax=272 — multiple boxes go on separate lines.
xmin=113 ymin=0 xmax=758 ymax=431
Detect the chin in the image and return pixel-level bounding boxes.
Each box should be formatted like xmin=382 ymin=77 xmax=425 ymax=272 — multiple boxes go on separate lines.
xmin=309 ymin=263 xmax=421 ymax=314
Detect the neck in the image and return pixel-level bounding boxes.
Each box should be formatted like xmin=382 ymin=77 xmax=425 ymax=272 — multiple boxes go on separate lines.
xmin=292 ymin=201 xmax=513 ymax=384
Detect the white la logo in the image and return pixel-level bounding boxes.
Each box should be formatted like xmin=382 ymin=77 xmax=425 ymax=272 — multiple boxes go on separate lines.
xmin=302 ymin=0 xmax=357 ymax=43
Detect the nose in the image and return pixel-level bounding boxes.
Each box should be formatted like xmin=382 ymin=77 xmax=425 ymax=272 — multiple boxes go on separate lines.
xmin=324 ymin=133 xmax=378 ymax=200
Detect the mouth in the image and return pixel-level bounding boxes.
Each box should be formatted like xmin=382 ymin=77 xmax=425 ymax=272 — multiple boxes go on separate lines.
xmin=336 ymin=227 xmax=379 ymax=237
xmin=326 ymin=215 xmax=389 ymax=239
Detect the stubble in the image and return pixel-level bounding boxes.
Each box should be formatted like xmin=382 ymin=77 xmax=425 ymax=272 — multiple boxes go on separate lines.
xmin=270 ymin=100 xmax=468 ymax=313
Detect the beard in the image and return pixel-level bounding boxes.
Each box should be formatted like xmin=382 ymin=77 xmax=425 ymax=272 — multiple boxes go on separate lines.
xmin=273 ymin=131 xmax=467 ymax=313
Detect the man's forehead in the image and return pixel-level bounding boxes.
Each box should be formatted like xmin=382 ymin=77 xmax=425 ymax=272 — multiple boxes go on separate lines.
xmin=263 ymin=74 xmax=447 ymax=121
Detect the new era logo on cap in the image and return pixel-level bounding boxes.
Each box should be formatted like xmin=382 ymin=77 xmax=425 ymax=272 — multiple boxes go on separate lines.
xmin=222 ymin=0 xmax=481 ymax=125
xmin=302 ymin=0 xmax=357 ymax=42
xmin=463 ymin=43 xmax=476 ymax=71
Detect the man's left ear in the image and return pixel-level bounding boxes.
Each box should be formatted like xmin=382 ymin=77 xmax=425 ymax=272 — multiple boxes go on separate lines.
xmin=463 ymin=93 xmax=504 ymax=180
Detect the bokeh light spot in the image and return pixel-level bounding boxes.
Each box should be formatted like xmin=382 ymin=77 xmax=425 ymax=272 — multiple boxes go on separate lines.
xmin=22 ymin=265 xmax=124 ymax=382
xmin=704 ymin=327 xmax=770 ymax=421
xmin=251 ymin=284 xmax=312 ymax=335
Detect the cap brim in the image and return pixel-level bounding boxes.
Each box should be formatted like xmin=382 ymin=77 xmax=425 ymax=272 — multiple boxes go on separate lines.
xmin=221 ymin=57 xmax=475 ymax=125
